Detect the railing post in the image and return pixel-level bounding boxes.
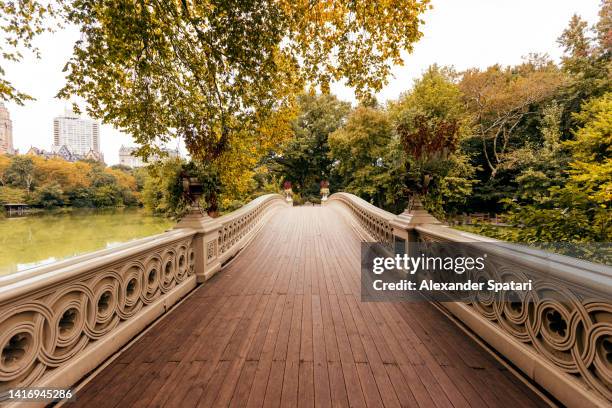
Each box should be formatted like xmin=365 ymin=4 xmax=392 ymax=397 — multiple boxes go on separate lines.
xmin=390 ymin=196 xmax=441 ymax=255
xmin=174 ymin=210 xmax=222 ymax=283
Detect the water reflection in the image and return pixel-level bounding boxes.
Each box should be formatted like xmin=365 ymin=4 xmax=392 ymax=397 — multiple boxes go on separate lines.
xmin=0 ymin=209 xmax=174 ymax=275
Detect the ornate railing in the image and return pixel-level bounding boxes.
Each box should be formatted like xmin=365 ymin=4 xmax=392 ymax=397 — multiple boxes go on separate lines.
xmin=328 ymin=192 xmax=612 ymax=408
xmin=416 ymin=224 xmax=611 ymax=407
xmin=0 ymin=194 xmax=287 ymax=402
xmin=216 ymin=194 xmax=287 ymax=264
xmin=0 ymin=229 xmax=197 ymax=395
xmin=327 ymin=192 xmax=395 ymax=250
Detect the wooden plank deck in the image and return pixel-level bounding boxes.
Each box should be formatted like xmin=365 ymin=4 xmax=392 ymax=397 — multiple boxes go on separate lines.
xmin=70 ymin=206 xmax=548 ymax=407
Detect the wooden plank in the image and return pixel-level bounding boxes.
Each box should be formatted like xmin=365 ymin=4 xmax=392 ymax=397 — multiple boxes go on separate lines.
xmin=113 ymin=362 xmax=164 ymax=407
xmin=198 ymin=360 xmax=233 ymax=407
xmin=262 ymin=360 xmax=285 ymax=407
xmin=280 ymin=292 xmax=303 ymax=406
xmin=165 ymin=361 xmax=210 ymax=407
xmin=343 ymin=296 xmax=400 ymax=408
xmin=176 ymin=361 xmax=216 ymax=407
xmin=72 ymin=362 xmax=127 ymax=407
xmin=229 ymin=360 xmax=259 ymax=407
xmin=300 ymin=295 xmax=314 ymax=363
xmin=355 ymin=362 xmax=384 ymax=408
xmin=132 ymin=362 xmax=179 ymax=408
xmin=311 ymin=295 xmax=332 ymax=408
xmin=272 ymin=296 xmax=295 ymax=361
xmin=245 ymin=294 xmax=286 ymax=406
xmin=327 ymin=294 xmax=367 ymax=408
xmin=327 ymin=361 xmax=350 ymax=408
xmin=297 ymin=361 xmax=315 ymax=408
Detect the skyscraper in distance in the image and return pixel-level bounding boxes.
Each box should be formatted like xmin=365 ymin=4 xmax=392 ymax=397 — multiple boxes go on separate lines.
xmin=53 ymin=109 xmax=100 ymax=155
xmin=0 ymin=102 xmax=14 ymax=154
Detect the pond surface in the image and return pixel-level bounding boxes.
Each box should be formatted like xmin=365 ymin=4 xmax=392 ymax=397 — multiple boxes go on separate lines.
xmin=0 ymin=209 xmax=174 ymax=275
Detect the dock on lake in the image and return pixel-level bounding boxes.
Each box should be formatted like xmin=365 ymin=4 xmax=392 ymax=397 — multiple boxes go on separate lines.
xmin=2 ymin=203 xmax=28 ymax=216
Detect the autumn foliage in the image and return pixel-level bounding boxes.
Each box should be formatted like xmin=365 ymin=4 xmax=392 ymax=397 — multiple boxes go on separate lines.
xmin=0 ymin=156 xmax=140 ymax=208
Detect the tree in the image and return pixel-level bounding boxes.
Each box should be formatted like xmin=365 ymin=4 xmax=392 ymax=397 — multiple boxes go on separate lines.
xmin=54 ymin=0 xmax=428 ymax=209
xmin=0 ymin=185 xmax=25 ymax=205
xmin=565 ymin=92 xmax=612 ymax=206
xmin=32 ymin=157 xmax=91 ymax=191
xmin=6 ymin=1 xmax=432 ymax=108
xmin=505 ymin=93 xmax=612 ymax=243
xmin=110 ymin=164 xmax=132 ymax=172
xmin=215 ymin=102 xmax=295 ymax=208
xmin=91 ymin=184 xmax=122 ymax=207
xmin=270 ymin=93 xmax=350 ymax=194
xmin=389 ymin=65 xmax=475 ymax=215
xmin=460 ymin=58 xmax=564 ymax=179
xmin=2 ymin=0 xmax=430 ymax=212
xmin=557 ymin=3 xmax=611 ymax=133
xmin=105 ymin=167 xmax=137 ymax=191
xmin=5 ymin=156 xmax=34 ymax=190
xmin=142 ymin=158 xmax=188 ymax=218
xmin=595 ymin=0 xmax=611 ymax=54
xmin=505 ymin=102 xmax=570 ymax=204
xmin=328 ymin=106 xmax=396 ymax=209
xmin=33 ymin=183 xmax=64 ymax=208
xmin=67 ymin=187 xmax=95 ymax=208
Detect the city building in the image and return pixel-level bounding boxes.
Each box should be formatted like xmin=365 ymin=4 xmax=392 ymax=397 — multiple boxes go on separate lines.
xmin=53 ymin=109 xmax=100 ymax=156
xmin=118 ymin=146 xmax=145 ymax=168
xmin=0 ymin=102 xmax=14 ymax=154
xmin=26 ymin=145 xmax=104 ymax=163
xmin=118 ymin=145 xmax=180 ymax=167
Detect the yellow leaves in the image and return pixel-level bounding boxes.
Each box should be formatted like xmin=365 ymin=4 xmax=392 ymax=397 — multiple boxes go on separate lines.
xmin=0 ymin=155 xmax=10 ymax=173
xmin=278 ymin=0 xmax=430 ymax=96
xmin=213 ymin=100 xmax=296 ymax=202
xmin=57 ymin=0 xmax=430 ymax=172
xmin=105 ymin=168 xmax=137 ymax=191
xmin=31 ymin=157 xmax=91 ymax=190
xmin=563 ymin=93 xmax=612 ymax=205
xmin=567 ymin=92 xmax=612 ymax=162
xmin=568 ymin=159 xmax=612 ymax=204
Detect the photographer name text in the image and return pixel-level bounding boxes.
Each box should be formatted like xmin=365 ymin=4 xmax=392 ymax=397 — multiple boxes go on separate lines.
xmin=372 ymin=279 xmax=533 ymax=292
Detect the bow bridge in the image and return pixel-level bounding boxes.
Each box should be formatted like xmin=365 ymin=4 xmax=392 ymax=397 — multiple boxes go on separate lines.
xmin=0 ymin=194 xmax=610 ymax=407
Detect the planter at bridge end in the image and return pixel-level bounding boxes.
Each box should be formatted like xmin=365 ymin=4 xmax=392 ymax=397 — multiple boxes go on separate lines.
xmin=174 ymin=211 xmax=222 ymax=282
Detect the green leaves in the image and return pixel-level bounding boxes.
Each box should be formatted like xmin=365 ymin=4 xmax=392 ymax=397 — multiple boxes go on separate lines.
xmin=52 ymin=0 xmax=429 ymax=164
xmin=269 ymin=93 xmax=350 ymax=194
xmin=0 ymin=0 xmax=56 ymax=103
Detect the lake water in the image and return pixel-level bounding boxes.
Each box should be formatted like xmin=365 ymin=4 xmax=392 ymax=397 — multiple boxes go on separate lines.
xmin=0 ymin=209 xmax=174 ymax=275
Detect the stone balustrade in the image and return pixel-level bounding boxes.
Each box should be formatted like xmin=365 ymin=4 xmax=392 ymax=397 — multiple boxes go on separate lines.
xmin=328 ymin=192 xmax=612 ymax=408
xmin=0 ymin=228 xmax=198 ymax=397
xmin=174 ymin=194 xmax=287 ymax=281
xmin=0 ymin=193 xmax=287 ymax=404
xmin=216 ymin=194 xmax=288 ymax=264
xmin=326 ymin=192 xmax=395 ymax=251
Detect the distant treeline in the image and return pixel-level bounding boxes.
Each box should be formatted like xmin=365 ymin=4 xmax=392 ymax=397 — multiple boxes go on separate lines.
xmin=0 ymin=155 xmax=144 ymax=209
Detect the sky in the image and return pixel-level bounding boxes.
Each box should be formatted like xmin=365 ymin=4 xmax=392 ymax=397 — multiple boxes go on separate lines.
xmin=3 ymin=0 xmax=602 ymax=165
